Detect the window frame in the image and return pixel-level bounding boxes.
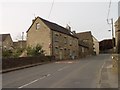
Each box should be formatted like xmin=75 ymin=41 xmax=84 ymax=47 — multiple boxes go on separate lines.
xmin=36 ymin=23 xmax=40 ymax=30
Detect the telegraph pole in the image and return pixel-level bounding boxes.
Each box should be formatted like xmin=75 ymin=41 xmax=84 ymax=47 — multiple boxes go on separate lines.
xmin=111 ymin=18 xmax=114 ymax=53
xmin=111 ymin=18 xmax=114 ymax=39
xmin=107 ymin=18 xmax=114 ymax=53
xmin=21 ymin=32 xmax=24 ymax=48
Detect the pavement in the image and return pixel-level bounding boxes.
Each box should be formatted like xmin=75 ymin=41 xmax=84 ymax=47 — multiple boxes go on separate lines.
xmin=98 ymin=57 xmax=118 ymax=88
xmin=2 ymin=54 xmax=118 ymax=88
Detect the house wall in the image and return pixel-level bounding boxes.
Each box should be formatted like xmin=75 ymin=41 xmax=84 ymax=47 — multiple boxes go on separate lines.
xmin=99 ymin=39 xmax=113 ymax=53
xmin=115 ymin=17 xmax=120 ymax=53
xmin=2 ymin=35 xmax=13 ymax=50
xmin=78 ymin=45 xmax=88 ymax=58
xmin=92 ymin=36 xmax=99 ymax=55
xmin=0 ymin=45 xmax=1 ymax=57
xmin=76 ymin=32 xmax=94 ymax=56
xmin=14 ymin=41 xmax=26 ymax=49
xmin=52 ymin=31 xmax=78 ymax=60
xmin=0 ymin=35 xmax=2 ymax=50
xmin=27 ymin=18 xmax=51 ymax=55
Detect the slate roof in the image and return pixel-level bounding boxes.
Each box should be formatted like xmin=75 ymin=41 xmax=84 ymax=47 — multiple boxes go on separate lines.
xmin=27 ymin=17 xmax=78 ymax=39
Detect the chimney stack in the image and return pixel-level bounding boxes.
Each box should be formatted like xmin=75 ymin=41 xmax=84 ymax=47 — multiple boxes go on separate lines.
xmin=66 ymin=24 xmax=71 ymax=31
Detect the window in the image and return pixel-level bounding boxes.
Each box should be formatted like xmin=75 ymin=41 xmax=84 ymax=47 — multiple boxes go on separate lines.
xmin=83 ymin=39 xmax=89 ymax=43
xmin=55 ymin=34 xmax=59 ymax=42
xmin=69 ymin=39 xmax=72 ymax=46
xmin=64 ymin=37 xmax=67 ymax=44
xmin=69 ymin=50 xmax=72 ymax=56
xmin=36 ymin=23 xmax=40 ymax=30
xmin=82 ymin=47 xmax=85 ymax=53
xmin=55 ymin=47 xmax=59 ymax=55
xmin=59 ymin=34 xmax=61 ymax=36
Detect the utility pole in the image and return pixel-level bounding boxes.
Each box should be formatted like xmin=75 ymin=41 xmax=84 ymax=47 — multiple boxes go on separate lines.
xmin=21 ymin=32 xmax=24 ymax=48
xmin=111 ymin=18 xmax=114 ymax=39
xmin=111 ymin=18 xmax=114 ymax=53
xmin=107 ymin=18 xmax=114 ymax=53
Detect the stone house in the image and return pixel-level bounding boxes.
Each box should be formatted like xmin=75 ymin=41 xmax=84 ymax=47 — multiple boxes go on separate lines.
xmin=115 ymin=16 xmax=120 ymax=53
xmin=76 ymin=31 xmax=95 ymax=56
xmin=0 ymin=34 xmax=13 ymax=50
xmin=78 ymin=40 xmax=89 ymax=58
xmin=26 ymin=16 xmax=79 ymax=60
xmin=13 ymin=40 xmax=26 ymax=49
xmin=92 ymin=36 xmax=99 ymax=55
xmin=99 ymin=39 xmax=113 ymax=53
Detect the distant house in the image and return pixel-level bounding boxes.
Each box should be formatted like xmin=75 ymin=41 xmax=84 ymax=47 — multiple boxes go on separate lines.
xmin=99 ymin=39 xmax=114 ymax=53
xmin=115 ymin=16 xmax=120 ymax=53
xmin=92 ymin=36 xmax=99 ymax=55
xmin=78 ymin=40 xmax=89 ymax=58
xmin=0 ymin=35 xmax=2 ymax=54
xmin=0 ymin=34 xmax=13 ymax=50
xmin=26 ymin=16 xmax=79 ymax=60
xmin=13 ymin=40 xmax=26 ymax=49
xmin=76 ymin=31 xmax=95 ymax=56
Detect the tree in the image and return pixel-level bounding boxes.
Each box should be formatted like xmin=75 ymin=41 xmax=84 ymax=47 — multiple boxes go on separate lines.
xmin=26 ymin=44 xmax=45 ymax=57
xmin=2 ymin=49 xmax=13 ymax=58
xmin=12 ymin=48 xmax=25 ymax=58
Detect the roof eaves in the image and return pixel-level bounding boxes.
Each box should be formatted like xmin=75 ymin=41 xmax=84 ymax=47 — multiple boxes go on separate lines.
xmin=26 ymin=17 xmax=38 ymax=33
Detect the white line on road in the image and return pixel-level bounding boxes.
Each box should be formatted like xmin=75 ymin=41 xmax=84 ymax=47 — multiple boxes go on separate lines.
xmin=18 ymin=79 xmax=39 ymax=88
xmin=57 ymin=66 xmax=69 ymax=71
xmin=18 ymin=65 xmax=69 ymax=89
xmin=18 ymin=74 xmax=51 ymax=88
xmin=46 ymin=74 xmax=51 ymax=77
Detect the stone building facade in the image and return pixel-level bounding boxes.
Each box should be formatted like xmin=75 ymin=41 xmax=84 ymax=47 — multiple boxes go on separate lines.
xmin=26 ymin=16 xmax=78 ymax=60
xmin=76 ymin=31 xmax=95 ymax=56
xmin=0 ymin=34 xmax=13 ymax=50
xmin=115 ymin=17 xmax=120 ymax=53
xmin=13 ymin=40 xmax=26 ymax=49
xmin=78 ymin=40 xmax=89 ymax=58
xmin=92 ymin=36 xmax=99 ymax=55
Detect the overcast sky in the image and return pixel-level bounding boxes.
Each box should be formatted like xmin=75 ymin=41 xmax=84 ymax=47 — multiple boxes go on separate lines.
xmin=0 ymin=0 xmax=119 ymax=41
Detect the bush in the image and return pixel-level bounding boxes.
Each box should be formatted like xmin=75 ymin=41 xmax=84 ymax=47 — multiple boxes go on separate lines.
xmin=13 ymin=48 xmax=25 ymax=58
xmin=26 ymin=44 xmax=45 ymax=57
xmin=2 ymin=49 xmax=13 ymax=58
xmin=2 ymin=48 xmax=25 ymax=58
xmin=2 ymin=44 xmax=45 ymax=58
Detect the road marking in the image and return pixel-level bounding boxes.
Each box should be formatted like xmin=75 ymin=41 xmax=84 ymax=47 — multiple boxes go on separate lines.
xmin=68 ymin=61 xmax=73 ymax=63
xmin=39 ymin=76 xmax=46 ymax=79
xmin=46 ymin=74 xmax=51 ymax=77
xmin=106 ymin=65 xmax=112 ymax=68
xmin=57 ymin=66 xmax=69 ymax=71
xmin=18 ymin=79 xmax=39 ymax=88
xmin=55 ymin=61 xmax=75 ymax=64
xmin=18 ymin=74 xmax=51 ymax=88
xmin=50 ymin=61 xmax=91 ymax=88
xmin=96 ymin=61 xmax=106 ymax=88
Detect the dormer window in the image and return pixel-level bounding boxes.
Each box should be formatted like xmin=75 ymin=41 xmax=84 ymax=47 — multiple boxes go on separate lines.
xmin=36 ymin=23 xmax=40 ymax=30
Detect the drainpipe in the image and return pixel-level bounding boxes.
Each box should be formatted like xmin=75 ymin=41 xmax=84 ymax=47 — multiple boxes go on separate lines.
xmin=51 ymin=30 xmax=54 ymax=56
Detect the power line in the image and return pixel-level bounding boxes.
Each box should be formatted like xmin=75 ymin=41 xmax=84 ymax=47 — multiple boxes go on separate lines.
xmin=48 ymin=0 xmax=54 ymax=19
xmin=107 ymin=0 xmax=112 ymax=21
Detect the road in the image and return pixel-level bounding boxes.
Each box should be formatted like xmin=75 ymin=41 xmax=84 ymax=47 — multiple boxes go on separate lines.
xmin=2 ymin=54 xmax=111 ymax=88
